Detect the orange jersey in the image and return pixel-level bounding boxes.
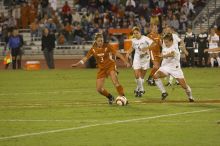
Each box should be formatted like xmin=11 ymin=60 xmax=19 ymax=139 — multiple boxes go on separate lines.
xmin=147 ymin=32 xmax=162 ymax=62
xmin=147 ymin=32 xmax=161 ymax=52
xmin=85 ymin=44 xmax=116 ymax=69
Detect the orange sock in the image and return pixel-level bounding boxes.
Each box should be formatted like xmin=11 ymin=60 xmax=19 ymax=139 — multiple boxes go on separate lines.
xmin=116 ymin=85 xmax=124 ymax=96
xmin=100 ymin=88 xmax=110 ymax=97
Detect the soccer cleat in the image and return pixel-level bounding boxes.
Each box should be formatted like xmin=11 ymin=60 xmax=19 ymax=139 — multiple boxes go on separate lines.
xmin=165 ymin=82 xmax=172 ymax=86
xmin=134 ymin=89 xmax=138 ymax=94
xmin=107 ymin=94 xmax=115 ymax=104
xmin=137 ymin=92 xmax=142 ymax=97
xmin=174 ymin=82 xmax=180 ymax=85
xmin=140 ymin=90 xmax=145 ymax=95
xmin=147 ymin=79 xmax=155 ymax=86
xmin=188 ymin=98 xmax=195 ymax=102
xmin=135 ymin=91 xmax=139 ymax=97
xmin=161 ymin=92 xmax=168 ymax=100
xmin=135 ymin=91 xmax=142 ymax=97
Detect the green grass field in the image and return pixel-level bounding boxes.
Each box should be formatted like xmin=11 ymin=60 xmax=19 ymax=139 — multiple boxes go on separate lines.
xmin=0 ymin=68 xmax=220 ymax=146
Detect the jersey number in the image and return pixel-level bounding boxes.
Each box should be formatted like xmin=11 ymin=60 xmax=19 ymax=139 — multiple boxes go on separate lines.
xmin=100 ymin=57 xmax=104 ymax=62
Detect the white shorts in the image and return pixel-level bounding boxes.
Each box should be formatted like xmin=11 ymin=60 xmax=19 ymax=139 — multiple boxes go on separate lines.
xmin=157 ymin=66 xmax=184 ymax=79
xmin=132 ymin=54 xmax=150 ymax=70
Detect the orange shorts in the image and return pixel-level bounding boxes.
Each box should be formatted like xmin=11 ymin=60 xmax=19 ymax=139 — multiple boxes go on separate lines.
xmin=150 ymin=50 xmax=161 ymax=62
xmin=97 ymin=63 xmax=117 ymax=79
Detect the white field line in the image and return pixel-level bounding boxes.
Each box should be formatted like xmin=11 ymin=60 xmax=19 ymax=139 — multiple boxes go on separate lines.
xmin=0 ymin=109 xmax=214 ymax=141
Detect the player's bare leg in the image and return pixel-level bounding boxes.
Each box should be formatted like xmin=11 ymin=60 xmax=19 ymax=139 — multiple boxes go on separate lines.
xmin=96 ymin=78 xmax=114 ymax=104
xmin=148 ymin=61 xmax=160 ymax=85
xmin=176 ymin=78 xmax=194 ymax=102
xmin=109 ymin=70 xmax=125 ymax=96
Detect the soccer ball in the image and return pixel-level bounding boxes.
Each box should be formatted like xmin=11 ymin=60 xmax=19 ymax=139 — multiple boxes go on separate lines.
xmin=116 ymin=96 xmax=128 ymax=106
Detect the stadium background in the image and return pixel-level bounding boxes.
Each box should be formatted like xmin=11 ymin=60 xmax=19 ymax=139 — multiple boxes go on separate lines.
xmin=0 ymin=0 xmax=220 ymax=69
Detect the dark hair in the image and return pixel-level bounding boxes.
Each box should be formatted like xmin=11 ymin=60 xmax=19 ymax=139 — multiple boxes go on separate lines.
xmin=163 ymin=33 xmax=173 ymax=41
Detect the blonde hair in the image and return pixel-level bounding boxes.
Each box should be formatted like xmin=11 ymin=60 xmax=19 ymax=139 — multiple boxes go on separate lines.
xmin=94 ymin=33 xmax=103 ymax=40
xmin=132 ymin=26 xmax=141 ymax=33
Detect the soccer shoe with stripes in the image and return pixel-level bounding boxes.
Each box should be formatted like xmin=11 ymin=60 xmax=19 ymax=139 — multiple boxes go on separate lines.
xmin=161 ymin=92 xmax=168 ymax=100
xmin=107 ymin=94 xmax=115 ymax=104
xmin=147 ymin=79 xmax=155 ymax=86
xmin=165 ymin=82 xmax=172 ymax=86
xmin=188 ymin=98 xmax=195 ymax=102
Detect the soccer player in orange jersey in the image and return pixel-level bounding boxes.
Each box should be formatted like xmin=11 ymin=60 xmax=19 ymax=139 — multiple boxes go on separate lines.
xmin=147 ymin=24 xmax=162 ymax=86
xmin=72 ymin=33 xmax=130 ymax=104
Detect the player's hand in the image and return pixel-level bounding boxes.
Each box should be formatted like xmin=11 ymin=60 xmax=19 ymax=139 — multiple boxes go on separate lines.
xmin=71 ymin=62 xmax=79 ymax=67
xmin=204 ymin=49 xmax=208 ymax=53
xmin=155 ymin=54 xmax=162 ymax=58
xmin=184 ymin=50 xmax=189 ymax=56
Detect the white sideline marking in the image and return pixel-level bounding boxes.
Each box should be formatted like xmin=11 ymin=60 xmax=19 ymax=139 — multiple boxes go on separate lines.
xmin=0 ymin=109 xmax=214 ymax=141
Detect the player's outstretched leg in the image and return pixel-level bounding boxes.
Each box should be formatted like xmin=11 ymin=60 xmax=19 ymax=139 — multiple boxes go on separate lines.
xmin=176 ymin=78 xmax=195 ymax=102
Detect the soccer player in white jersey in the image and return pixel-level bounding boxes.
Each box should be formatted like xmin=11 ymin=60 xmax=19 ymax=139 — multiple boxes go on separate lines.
xmin=126 ymin=26 xmax=156 ymax=97
xmin=162 ymin=26 xmax=188 ymax=86
xmin=153 ymin=33 xmax=194 ymax=102
xmin=208 ymin=28 xmax=220 ymax=67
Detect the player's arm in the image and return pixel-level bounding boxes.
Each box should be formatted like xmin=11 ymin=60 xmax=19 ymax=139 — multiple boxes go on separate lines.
xmin=115 ymin=51 xmax=131 ymax=67
xmin=142 ymin=41 xmax=157 ymax=52
xmin=71 ymin=57 xmax=88 ymax=67
xmin=71 ymin=49 xmax=92 ymax=67
xmin=125 ymin=47 xmax=134 ymax=60
xmin=204 ymin=47 xmax=220 ymax=53
xmin=161 ymin=51 xmax=175 ymax=58
xmin=179 ymin=40 xmax=189 ymax=56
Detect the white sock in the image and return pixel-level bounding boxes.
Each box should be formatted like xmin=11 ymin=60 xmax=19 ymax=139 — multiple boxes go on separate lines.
xmin=169 ymin=75 xmax=174 ymax=84
xmin=216 ymin=57 xmax=220 ymax=67
xmin=141 ymin=78 xmax=145 ymax=91
xmin=155 ymin=78 xmax=166 ymax=93
xmin=135 ymin=79 xmax=139 ymax=91
xmin=185 ymin=85 xmax=193 ymax=99
xmin=210 ymin=58 xmax=215 ymax=67
xmin=139 ymin=77 xmax=144 ymax=91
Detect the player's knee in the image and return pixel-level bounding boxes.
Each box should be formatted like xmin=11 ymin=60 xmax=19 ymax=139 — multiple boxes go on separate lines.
xmin=113 ymin=81 xmax=120 ymax=87
xmin=154 ymin=65 xmax=160 ymax=70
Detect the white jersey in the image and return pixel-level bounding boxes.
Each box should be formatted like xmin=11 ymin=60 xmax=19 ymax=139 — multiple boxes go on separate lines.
xmin=161 ymin=44 xmax=181 ymax=68
xmin=208 ymin=34 xmax=219 ymax=49
xmin=131 ymin=35 xmax=153 ymax=70
xmin=132 ymin=35 xmax=153 ymax=55
xmin=158 ymin=44 xmax=184 ymax=78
